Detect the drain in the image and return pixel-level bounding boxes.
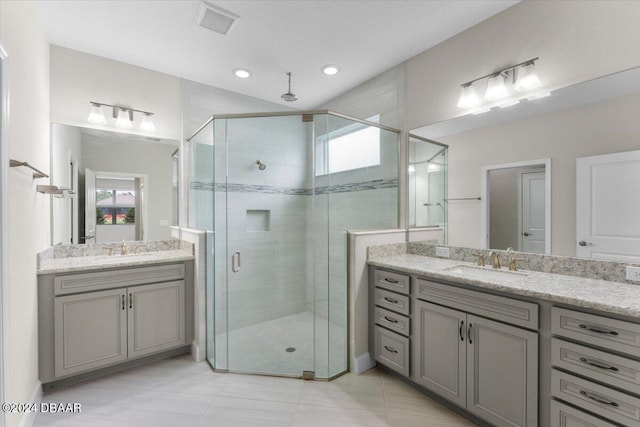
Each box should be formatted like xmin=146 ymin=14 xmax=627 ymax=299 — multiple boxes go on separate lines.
xmin=285 ymin=347 xmax=296 ymax=353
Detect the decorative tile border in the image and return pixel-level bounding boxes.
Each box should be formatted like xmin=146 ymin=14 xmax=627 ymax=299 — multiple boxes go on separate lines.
xmin=190 ymin=178 xmax=398 ymax=196
xmin=368 ymin=241 xmax=640 ymax=284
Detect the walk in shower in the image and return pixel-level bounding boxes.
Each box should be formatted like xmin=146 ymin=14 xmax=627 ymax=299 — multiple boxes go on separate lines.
xmin=188 ymin=111 xmax=399 ymax=379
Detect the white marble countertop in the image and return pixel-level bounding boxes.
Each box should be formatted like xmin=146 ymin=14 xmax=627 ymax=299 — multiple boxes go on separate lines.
xmin=38 ymin=249 xmax=195 ymax=275
xmin=369 ymin=254 xmax=640 ymax=318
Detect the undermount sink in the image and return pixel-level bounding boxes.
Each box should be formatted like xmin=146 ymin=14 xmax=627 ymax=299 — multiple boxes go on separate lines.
xmin=443 ymin=265 xmax=528 ymax=281
xmin=90 ymin=252 xmax=155 ymax=262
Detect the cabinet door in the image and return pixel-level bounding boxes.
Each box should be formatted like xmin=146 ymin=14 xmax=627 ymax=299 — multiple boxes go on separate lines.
xmin=54 ymin=288 xmax=127 ymax=377
xmin=413 ymin=300 xmax=466 ymax=408
xmin=466 ymin=314 xmax=538 ymax=427
xmin=128 ymin=280 xmax=186 ymax=358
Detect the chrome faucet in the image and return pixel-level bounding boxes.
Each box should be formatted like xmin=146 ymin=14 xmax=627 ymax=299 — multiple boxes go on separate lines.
xmin=120 ymin=240 xmax=127 ymax=256
xmin=488 ymin=251 xmax=500 ymax=269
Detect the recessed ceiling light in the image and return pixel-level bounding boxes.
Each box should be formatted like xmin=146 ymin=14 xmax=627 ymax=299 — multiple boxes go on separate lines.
xmin=233 ymin=68 xmax=252 ymax=79
xmin=321 ymin=65 xmax=340 ymax=76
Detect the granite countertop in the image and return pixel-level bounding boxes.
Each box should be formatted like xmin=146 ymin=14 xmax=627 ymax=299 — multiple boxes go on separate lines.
xmin=38 ymin=249 xmax=195 ymax=275
xmin=369 ymin=254 xmax=640 ymax=318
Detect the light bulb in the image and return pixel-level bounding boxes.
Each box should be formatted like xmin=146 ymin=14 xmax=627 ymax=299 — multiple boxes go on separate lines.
xmin=87 ymin=104 xmax=107 ymax=125
xmin=485 ymin=74 xmax=509 ymax=101
xmin=233 ymin=68 xmax=251 ymax=78
xmin=115 ymin=109 xmax=133 ymax=129
xmin=321 ymin=65 xmax=340 ymax=76
xmin=140 ymin=114 xmax=155 ymax=132
xmin=457 ymin=84 xmax=481 ymax=109
xmin=408 ymin=165 xmax=416 ymax=174
xmin=514 ymin=62 xmax=542 ymax=92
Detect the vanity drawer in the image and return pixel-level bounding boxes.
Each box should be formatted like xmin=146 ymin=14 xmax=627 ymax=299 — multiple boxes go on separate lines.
xmin=550 ymin=400 xmax=618 ymax=427
xmin=552 ymin=307 xmax=640 ymax=357
xmin=374 ymin=287 xmax=410 ymax=316
xmin=54 ymin=263 xmax=186 ymax=295
xmin=415 ymin=279 xmax=538 ymax=330
xmin=375 ymin=269 xmax=410 ymax=295
xmin=374 ymin=306 xmax=410 ymax=337
xmin=552 ymin=338 xmax=640 ymax=394
xmin=374 ymin=325 xmax=409 ymax=377
xmin=551 ymin=369 xmax=640 ymax=427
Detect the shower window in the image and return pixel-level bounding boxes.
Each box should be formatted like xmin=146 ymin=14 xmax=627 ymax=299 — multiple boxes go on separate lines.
xmin=315 ymin=115 xmax=380 ymax=175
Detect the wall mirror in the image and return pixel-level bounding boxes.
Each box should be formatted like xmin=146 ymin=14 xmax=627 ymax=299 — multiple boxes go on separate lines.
xmin=407 ymin=134 xmax=448 ymax=237
xmin=50 ymin=123 xmax=179 ymax=245
xmin=410 ymin=65 xmax=640 ymax=260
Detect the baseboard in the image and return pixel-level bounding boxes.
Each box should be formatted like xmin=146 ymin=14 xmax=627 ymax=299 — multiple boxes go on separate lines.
xmin=353 ymin=352 xmax=375 ymax=375
xmin=18 ymin=380 xmax=42 ymax=427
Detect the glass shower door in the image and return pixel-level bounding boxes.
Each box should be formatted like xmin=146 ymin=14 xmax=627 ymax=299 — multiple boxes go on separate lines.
xmin=223 ymin=115 xmax=315 ymax=377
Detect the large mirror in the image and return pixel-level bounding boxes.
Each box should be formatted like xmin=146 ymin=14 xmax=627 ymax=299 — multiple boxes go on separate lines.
xmin=411 ymin=66 xmax=640 ymax=260
xmin=51 ymin=124 xmax=179 ymax=245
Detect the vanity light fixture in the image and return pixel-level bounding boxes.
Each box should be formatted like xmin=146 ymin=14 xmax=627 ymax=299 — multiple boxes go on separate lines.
xmin=233 ymin=68 xmax=252 ymax=78
xmin=87 ymin=102 xmax=155 ymax=132
xmin=457 ymin=57 xmax=546 ymax=113
xmin=321 ymin=64 xmax=340 ymax=76
xmin=485 ymin=73 xmax=509 ymax=102
xmin=456 ymin=83 xmax=481 ymax=109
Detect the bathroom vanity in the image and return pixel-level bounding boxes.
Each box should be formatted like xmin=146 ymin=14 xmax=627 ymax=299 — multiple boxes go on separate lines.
xmin=37 ymin=242 xmax=195 ymax=389
xmin=368 ymin=247 xmax=640 ymax=427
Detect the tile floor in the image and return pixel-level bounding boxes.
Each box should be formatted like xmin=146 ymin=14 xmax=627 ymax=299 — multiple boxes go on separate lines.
xmin=34 ymin=354 xmax=478 ymax=427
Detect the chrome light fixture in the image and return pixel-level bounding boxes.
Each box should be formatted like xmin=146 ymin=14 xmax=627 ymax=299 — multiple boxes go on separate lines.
xmin=456 ymin=57 xmax=546 ymax=113
xmin=456 ymin=83 xmax=481 ymax=109
xmin=87 ymin=101 xmax=155 ymax=132
xmin=88 ymin=102 xmax=107 ymax=125
xmin=281 ymin=72 xmax=298 ymax=102
xmin=485 ymin=73 xmax=509 ymax=101
xmin=514 ymin=61 xmax=542 ymax=92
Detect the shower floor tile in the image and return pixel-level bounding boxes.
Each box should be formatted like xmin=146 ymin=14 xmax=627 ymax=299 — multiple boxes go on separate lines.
xmin=34 ymin=354 xmax=478 ymax=427
xmin=216 ymin=311 xmax=346 ymax=377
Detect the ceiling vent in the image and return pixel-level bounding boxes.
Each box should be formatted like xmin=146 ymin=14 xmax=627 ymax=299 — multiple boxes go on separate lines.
xmin=195 ymin=2 xmax=240 ymax=35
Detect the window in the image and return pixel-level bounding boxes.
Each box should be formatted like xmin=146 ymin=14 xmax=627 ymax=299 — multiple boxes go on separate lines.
xmin=96 ymin=189 xmax=135 ymax=225
xmin=316 ymin=115 xmax=381 ymax=176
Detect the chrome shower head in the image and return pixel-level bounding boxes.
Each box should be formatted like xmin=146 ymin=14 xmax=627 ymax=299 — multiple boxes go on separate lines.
xmin=256 ymin=160 xmax=266 ymax=170
xmin=281 ymin=72 xmax=298 ymax=102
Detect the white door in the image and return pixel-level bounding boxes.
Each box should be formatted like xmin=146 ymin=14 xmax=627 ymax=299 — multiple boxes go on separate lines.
xmin=520 ymin=171 xmax=545 ymax=253
xmin=576 ymin=150 xmax=640 ymax=261
xmin=85 ymin=168 xmax=96 ymax=243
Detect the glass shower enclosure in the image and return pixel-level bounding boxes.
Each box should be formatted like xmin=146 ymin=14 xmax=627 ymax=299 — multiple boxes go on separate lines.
xmin=188 ymin=111 xmax=399 ymax=379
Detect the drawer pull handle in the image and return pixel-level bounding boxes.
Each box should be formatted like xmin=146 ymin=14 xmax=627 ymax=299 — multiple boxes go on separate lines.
xmin=468 ymin=323 xmax=473 ymax=344
xmin=384 ymin=316 xmax=398 ymax=324
xmin=579 ymin=324 xmax=619 ymax=336
xmin=459 ymin=320 xmax=465 ymax=341
xmin=579 ymin=390 xmax=619 ymax=407
xmin=383 ymin=297 xmax=399 ymax=304
xmin=579 ymin=357 xmax=619 ymax=372
xmin=129 ymin=293 xmax=133 ymax=309
xmin=121 ymin=294 xmax=125 ymax=310
xmin=384 ymin=345 xmax=398 ymax=354
xmin=383 ymin=278 xmax=399 ymax=284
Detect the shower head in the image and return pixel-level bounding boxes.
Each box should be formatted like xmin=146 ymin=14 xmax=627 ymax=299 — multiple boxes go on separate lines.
xmin=281 ymin=72 xmax=298 ymax=102
xmin=256 ymin=160 xmax=266 ymax=170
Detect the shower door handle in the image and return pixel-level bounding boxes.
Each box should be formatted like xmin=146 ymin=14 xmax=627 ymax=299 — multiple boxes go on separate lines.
xmin=232 ymin=251 xmax=241 ymax=273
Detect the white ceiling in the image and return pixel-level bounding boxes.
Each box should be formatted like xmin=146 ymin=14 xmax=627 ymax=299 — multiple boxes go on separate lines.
xmin=35 ymin=0 xmax=517 ymax=109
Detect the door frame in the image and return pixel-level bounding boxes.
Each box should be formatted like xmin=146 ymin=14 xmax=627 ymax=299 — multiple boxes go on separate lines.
xmin=481 ymin=159 xmax=551 ymax=254
xmin=0 ymin=43 xmax=9 ymax=427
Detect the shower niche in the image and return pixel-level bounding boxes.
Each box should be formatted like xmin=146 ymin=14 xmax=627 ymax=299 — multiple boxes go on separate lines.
xmin=189 ymin=111 xmax=399 ymax=379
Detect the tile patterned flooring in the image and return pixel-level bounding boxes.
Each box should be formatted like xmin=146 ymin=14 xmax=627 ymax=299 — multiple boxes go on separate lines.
xmin=34 ymin=354 xmax=478 ymax=426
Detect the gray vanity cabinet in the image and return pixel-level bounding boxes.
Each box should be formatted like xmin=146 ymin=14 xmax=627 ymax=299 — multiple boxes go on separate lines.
xmin=413 ymin=300 xmax=466 ymax=407
xmin=54 ymin=288 xmax=128 ymax=377
xmin=413 ymin=300 xmax=538 ymax=427
xmin=128 ymin=281 xmax=185 ymax=358
xmin=39 ymin=261 xmax=194 ymax=386
xmin=466 ymin=314 xmax=538 ymax=427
